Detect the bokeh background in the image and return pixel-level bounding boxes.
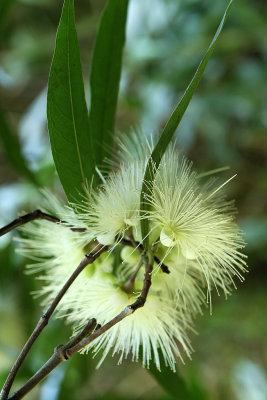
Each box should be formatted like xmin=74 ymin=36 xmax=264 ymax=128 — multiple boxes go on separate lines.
xmin=0 ymin=0 xmax=266 ymax=399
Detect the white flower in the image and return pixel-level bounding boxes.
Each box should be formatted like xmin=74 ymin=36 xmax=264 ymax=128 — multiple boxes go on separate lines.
xmin=152 ymin=246 xmax=205 ymax=314
xmin=16 ymin=134 xmax=247 ymax=372
xmin=148 ymin=149 xmax=247 ymax=301
xmin=18 ymin=213 xmax=195 ymax=371
xmin=64 ymin=264 xmax=193 ymax=371
xmin=16 ymin=194 xmax=92 ymax=307
xmin=116 ymin=129 xmax=154 ymax=163
xmin=77 ymin=160 xmax=146 ymax=245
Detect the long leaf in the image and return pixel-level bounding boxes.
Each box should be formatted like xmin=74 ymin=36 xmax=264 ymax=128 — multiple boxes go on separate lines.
xmin=148 ymin=349 xmax=209 ymax=400
xmin=88 ymin=0 xmax=129 ymax=169
xmin=149 ymin=364 xmax=192 ymax=400
xmin=47 ymin=0 xmax=94 ymax=203
xmin=140 ymin=0 xmax=234 ymax=245
xmin=0 ymin=105 xmax=37 ymax=184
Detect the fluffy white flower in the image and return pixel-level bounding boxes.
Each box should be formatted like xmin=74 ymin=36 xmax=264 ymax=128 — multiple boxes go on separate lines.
xmin=76 ymin=161 xmax=146 ymax=245
xmin=148 ymin=149 xmax=247 ymax=301
xmin=18 ymin=207 xmax=195 ymax=371
xmin=16 ymin=194 xmax=95 ymax=307
xmin=116 ymin=129 xmax=154 ymax=163
xmin=64 ymin=264 xmax=193 ymax=371
xmin=16 ymin=134 xmax=247 ymax=372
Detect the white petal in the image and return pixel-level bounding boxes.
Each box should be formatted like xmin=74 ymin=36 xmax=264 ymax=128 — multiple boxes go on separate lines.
xmin=97 ymin=232 xmax=116 ymax=245
xmin=160 ymin=228 xmax=176 ymax=247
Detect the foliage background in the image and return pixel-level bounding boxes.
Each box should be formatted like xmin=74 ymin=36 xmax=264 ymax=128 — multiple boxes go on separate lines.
xmin=0 ymin=0 xmax=266 ymax=399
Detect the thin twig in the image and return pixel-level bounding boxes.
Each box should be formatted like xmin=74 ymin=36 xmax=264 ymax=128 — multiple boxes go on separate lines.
xmin=0 ymin=209 xmax=86 ymax=237
xmin=7 ymin=318 xmax=97 ymax=400
xmin=6 ymin=262 xmax=153 ymax=400
xmin=0 ymin=246 xmax=107 ymax=400
xmin=122 ymin=258 xmax=144 ymax=293
xmin=154 ymin=256 xmax=170 ymax=274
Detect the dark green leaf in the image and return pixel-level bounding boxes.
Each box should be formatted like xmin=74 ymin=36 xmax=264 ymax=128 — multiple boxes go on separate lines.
xmin=149 ymin=366 xmax=189 ymax=399
xmin=57 ymin=353 xmax=95 ymax=400
xmin=88 ymin=0 xmax=129 ymax=169
xmin=47 ymin=0 xmax=94 ymax=203
xmin=140 ymin=0 xmax=234 ymax=245
xmin=0 ymin=0 xmax=16 ymax=36
xmin=149 ymin=355 xmax=195 ymax=400
xmin=0 ymin=105 xmax=37 ymax=184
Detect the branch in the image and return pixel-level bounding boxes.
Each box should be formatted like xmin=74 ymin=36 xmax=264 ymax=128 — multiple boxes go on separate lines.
xmin=122 ymin=258 xmax=143 ymax=293
xmin=6 ymin=262 xmax=153 ymax=400
xmin=7 ymin=318 xmax=97 ymax=400
xmin=0 ymin=245 xmax=107 ymax=400
xmin=0 ymin=209 xmax=86 ymax=237
xmin=0 ymin=212 xmax=168 ymax=274
xmin=70 ymin=261 xmax=153 ymax=354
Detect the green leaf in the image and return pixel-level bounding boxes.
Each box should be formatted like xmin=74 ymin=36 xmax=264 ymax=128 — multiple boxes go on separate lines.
xmin=0 ymin=105 xmax=37 ymax=184
xmin=149 ymin=365 xmax=190 ymax=399
xmin=57 ymin=355 xmax=96 ymax=400
xmin=0 ymin=0 xmax=16 ymax=36
xmin=149 ymin=353 xmax=199 ymax=400
xmin=88 ymin=0 xmax=129 ymax=169
xmin=47 ymin=0 xmax=94 ymax=203
xmin=140 ymin=0 xmax=234 ymax=245
xmin=149 ymin=354 xmax=209 ymax=400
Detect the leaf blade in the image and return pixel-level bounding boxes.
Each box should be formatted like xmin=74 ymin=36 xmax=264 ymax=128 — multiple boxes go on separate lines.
xmin=88 ymin=0 xmax=129 ymax=169
xmin=47 ymin=0 xmax=94 ymax=203
xmin=140 ymin=0 xmax=234 ymax=244
xmin=148 ymin=351 xmax=208 ymax=400
xmin=149 ymin=364 xmax=191 ymax=400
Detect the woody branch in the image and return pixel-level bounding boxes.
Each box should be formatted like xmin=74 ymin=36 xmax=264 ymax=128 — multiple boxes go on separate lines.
xmin=0 ymin=244 xmax=107 ymax=400
xmin=6 ymin=262 xmax=153 ymax=400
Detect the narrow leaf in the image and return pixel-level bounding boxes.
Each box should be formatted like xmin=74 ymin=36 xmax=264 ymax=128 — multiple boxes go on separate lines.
xmin=88 ymin=0 xmax=129 ymax=169
xmin=140 ymin=0 xmax=234 ymax=245
xmin=149 ymin=364 xmax=191 ymax=400
xmin=0 ymin=105 xmax=37 ymax=184
xmin=148 ymin=350 xmax=205 ymax=400
xmin=47 ymin=0 xmax=94 ymax=203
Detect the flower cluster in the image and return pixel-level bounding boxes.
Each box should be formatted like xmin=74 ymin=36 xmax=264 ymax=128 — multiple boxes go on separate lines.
xmin=18 ymin=133 xmax=247 ymax=371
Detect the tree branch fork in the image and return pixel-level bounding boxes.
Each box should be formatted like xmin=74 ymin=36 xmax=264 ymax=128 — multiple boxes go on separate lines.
xmin=0 ymin=210 xmax=154 ymax=400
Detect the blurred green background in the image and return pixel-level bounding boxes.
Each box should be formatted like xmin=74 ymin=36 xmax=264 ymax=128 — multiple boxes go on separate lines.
xmin=0 ymin=0 xmax=266 ymax=399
